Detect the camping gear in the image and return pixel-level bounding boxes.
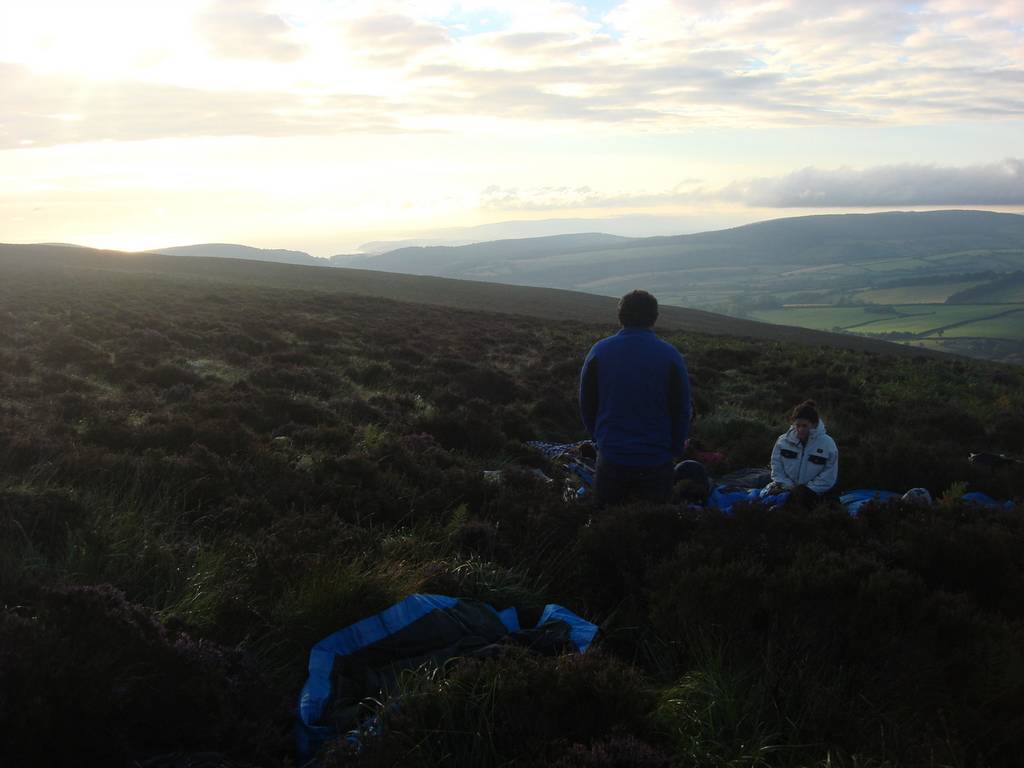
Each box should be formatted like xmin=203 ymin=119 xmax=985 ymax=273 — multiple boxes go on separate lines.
xmin=901 ymin=488 xmax=933 ymax=505
xmin=526 ymin=440 xmax=597 ymax=501
xmin=296 ymin=594 xmax=598 ymax=762
xmin=841 ymin=489 xmax=1016 ymax=515
xmin=705 ymin=485 xmax=789 ymax=514
xmin=839 ymin=490 xmax=902 ymax=516
xmin=962 ymin=491 xmax=1016 ymax=511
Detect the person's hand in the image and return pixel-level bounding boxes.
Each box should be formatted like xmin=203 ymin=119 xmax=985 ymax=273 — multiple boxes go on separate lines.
xmin=765 ymin=482 xmax=788 ymax=495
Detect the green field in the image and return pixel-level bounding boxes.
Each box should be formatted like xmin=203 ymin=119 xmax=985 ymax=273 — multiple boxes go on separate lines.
xmin=857 ymin=257 xmax=935 ymax=273
xmin=856 ymin=280 xmax=987 ymax=304
xmin=750 ymin=306 xmax=900 ymax=330
xmin=856 ymin=305 xmax=1008 ymax=334
xmin=752 ymin=303 xmax=1024 ymax=344
xmin=939 ymin=309 xmax=1024 ymax=339
xmin=925 ymin=250 xmax=1024 ymax=271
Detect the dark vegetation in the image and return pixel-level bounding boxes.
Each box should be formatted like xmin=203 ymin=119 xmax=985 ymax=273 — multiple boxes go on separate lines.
xmin=1 ymin=253 xmax=1024 ymax=767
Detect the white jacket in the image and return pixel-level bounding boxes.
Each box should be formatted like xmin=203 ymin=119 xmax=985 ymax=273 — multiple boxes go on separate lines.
xmin=770 ymin=419 xmax=838 ymax=493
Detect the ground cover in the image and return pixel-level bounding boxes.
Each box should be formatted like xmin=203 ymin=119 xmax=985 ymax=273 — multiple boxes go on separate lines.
xmin=1 ymin=253 xmax=1024 ymax=767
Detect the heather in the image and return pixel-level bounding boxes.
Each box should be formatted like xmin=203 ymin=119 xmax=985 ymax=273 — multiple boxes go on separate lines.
xmin=1 ymin=259 xmax=1023 ymax=767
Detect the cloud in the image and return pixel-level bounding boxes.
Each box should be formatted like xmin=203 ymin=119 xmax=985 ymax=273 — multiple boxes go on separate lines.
xmin=4 ymin=1 xmax=1024 ymax=148
xmin=494 ymin=31 xmax=571 ymax=49
xmin=343 ymin=13 xmax=451 ymax=66
xmin=731 ymin=159 xmax=1024 ymax=206
xmin=480 ymin=183 xmax=702 ymax=211
xmin=481 ymin=159 xmax=1024 ymax=213
xmin=197 ymin=0 xmax=304 ymax=62
xmin=0 ymin=64 xmax=397 ymax=149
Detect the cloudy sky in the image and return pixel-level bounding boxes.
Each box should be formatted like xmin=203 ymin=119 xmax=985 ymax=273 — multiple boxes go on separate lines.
xmin=2 ymin=0 xmax=1023 ymax=255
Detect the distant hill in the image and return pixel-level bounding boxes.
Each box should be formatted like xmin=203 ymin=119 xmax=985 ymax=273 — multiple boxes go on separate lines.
xmin=151 ymin=243 xmax=325 ymax=267
xmin=342 ymin=233 xmax=631 ymax=275
xmin=0 ymin=242 xmax=941 ymax=359
xmin=947 ymin=271 xmax=1024 ymax=304
xmin=347 ymin=213 xmax=729 ymax=253
xmin=353 ymin=210 xmax=1024 ymax=281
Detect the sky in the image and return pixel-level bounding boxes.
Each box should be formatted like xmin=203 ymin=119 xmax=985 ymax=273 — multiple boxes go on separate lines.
xmin=2 ymin=0 xmax=1023 ymax=256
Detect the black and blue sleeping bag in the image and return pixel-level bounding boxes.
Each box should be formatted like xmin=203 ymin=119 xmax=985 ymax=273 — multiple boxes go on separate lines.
xmin=296 ymin=594 xmax=598 ymax=761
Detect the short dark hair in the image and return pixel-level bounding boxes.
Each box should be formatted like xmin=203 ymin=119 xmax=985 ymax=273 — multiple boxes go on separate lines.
xmin=790 ymin=400 xmax=820 ymax=424
xmin=618 ymin=290 xmax=658 ymax=327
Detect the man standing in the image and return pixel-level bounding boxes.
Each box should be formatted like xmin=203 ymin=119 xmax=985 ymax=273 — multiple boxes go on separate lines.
xmin=579 ymin=290 xmax=691 ymax=506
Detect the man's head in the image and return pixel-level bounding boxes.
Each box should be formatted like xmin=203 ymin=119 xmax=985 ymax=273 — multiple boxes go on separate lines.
xmin=618 ymin=290 xmax=658 ymax=328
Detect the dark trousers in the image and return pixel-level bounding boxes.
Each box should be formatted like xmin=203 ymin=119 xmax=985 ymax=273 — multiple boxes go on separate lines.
xmin=594 ymin=458 xmax=674 ymax=507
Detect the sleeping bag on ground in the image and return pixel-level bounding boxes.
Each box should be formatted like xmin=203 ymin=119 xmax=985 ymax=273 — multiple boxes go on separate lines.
xmin=296 ymin=594 xmax=598 ymax=762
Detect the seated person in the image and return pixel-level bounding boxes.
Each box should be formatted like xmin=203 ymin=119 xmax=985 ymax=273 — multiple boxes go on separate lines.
xmin=765 ymin=400 xmax=838 ymax=509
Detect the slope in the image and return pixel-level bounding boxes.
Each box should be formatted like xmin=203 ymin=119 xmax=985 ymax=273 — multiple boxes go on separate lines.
xmin=355 ymin=210 xmax=1024 ymax=280
xmin=0 ymin=242 xmax=942 ymax=358
xmin=152 ymin=243 xmax=325 ymax=267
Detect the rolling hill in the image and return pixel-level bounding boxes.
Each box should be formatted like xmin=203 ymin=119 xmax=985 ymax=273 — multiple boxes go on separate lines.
xmin=151 ymin=243 xmax=326 ymax=266
xmin=345 ymin=210 xmax=1024 ymax=363
xmin=0 ymin=242 xmax=943 ymax=359
xmin=349 ymin=210 xmax=1024 ymax=278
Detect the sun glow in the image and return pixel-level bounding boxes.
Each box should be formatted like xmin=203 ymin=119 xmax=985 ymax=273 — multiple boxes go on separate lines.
xmin=0 ymin=2 xmax=201 ymax=80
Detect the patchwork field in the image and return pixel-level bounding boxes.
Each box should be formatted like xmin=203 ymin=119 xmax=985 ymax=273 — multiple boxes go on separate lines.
xmin=939 ymin=310 xmax=1024 ymax=339
xmin=752 ymin=303 xmax=1024 ymax=361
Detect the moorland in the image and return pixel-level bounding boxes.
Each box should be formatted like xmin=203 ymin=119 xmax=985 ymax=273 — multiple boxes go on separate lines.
xmin=2 ymin=246 xmax=1024 ymax=767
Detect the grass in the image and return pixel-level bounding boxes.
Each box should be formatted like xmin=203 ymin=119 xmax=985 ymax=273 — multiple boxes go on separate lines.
xmin=2 ymin=248 xmax=1024 ymax=767
xmin=937 ymin=310 xmax=1024 ymax=339
xmin=854 ymin=280 xmax=987 ymax=304
xmin=751 ymin=304 xmax=1024 ymax=347
xmin=750 ymin=307 xmax=902 ymax=331
xmin=857 ymin=257 xmax=933 ymax=273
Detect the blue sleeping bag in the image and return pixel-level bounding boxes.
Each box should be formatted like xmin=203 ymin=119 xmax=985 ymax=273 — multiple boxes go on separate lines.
xmin=840 ymin=489 xmax=1016 ymax=516
xmin=296 ymin=594 xmax=598 ymax=762
xmin=705 ymin=485 xmax=789 ymax=514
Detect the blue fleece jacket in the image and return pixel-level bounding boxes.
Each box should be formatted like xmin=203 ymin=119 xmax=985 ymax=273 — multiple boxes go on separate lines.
xmin=579 ymin=327 xmax=691 ymax=467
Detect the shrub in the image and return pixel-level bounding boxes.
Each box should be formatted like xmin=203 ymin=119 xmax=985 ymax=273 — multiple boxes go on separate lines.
xmin=339 ymin=649 xmax=656 ymax=768
xmin=138 ymin=363 xmax=202 ymax=388
xmin=0 ymin=585 xmax=288 ymax=766
xmin=549 ymin=737 xmax=677 ymax=768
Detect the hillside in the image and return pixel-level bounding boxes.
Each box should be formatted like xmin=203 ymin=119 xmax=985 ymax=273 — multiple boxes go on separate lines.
xmin=352 ymin=210 xmax=1024 ymax=276
xmin=152 ymin=243 xmax=325 ymax=267
xmin=343 ymin=232 xmax=630 ymax=273
xmin=349 ymin=211 xmax=1024 ymax=363
xmin=1 ymin=245 xmax=1022 ymax=767
xmin=0 ymin=243 xmax=937 ymax=358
